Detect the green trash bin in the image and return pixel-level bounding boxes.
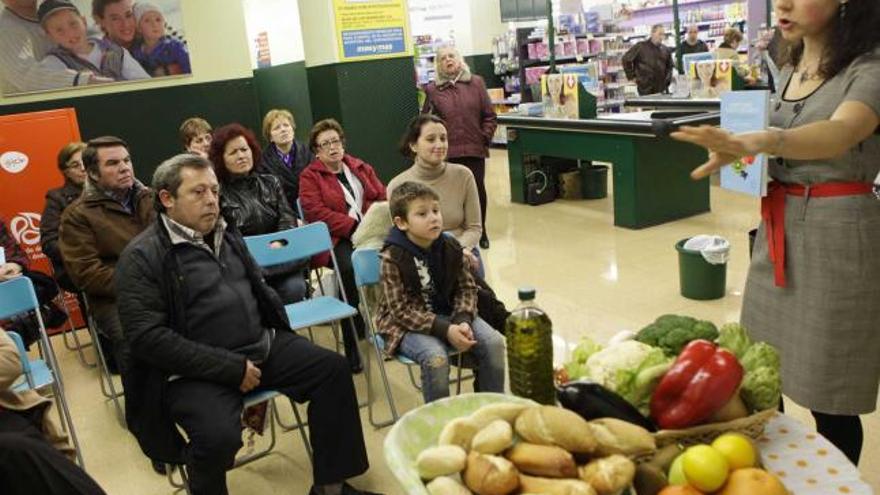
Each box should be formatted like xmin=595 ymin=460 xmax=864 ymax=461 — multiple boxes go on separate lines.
xmin=675 ymin=238 xmax=727 ymax=300
xmin=581 ymin=165 xmax=608 ymax=199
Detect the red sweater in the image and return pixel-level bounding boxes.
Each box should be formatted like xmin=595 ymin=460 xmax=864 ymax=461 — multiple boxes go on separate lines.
xmin=422 ymin=73 xmax=498 ymax=159
xmin=298 ymin=155 xmax=387 ymax=266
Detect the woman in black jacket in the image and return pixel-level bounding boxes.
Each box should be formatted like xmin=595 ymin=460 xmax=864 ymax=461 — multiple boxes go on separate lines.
xmin=258 ymin=109 xmax=315 ymax=216
xmin=209 ymin=123 xmax=307 ymax=303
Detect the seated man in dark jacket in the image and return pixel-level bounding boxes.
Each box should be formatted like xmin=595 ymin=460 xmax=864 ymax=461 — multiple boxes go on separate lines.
xmin=115 ymin=154 xmax=377 ymax=495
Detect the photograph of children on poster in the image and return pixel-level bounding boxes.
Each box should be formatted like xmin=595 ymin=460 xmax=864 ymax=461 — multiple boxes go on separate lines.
xmin=0 ymin=0 xmax=191 ymax=96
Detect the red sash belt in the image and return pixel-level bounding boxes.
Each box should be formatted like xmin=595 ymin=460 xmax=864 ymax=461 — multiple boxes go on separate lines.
xmin=761 ymin=181 xmax=873 ymax=288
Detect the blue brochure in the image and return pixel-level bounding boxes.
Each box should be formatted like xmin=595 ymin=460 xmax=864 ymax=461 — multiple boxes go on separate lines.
xmin=720 ymin=91 xmax=771 ymax=197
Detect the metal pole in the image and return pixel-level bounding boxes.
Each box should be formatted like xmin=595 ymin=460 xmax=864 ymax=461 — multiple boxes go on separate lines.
xmin=546 ymin=0 xmax=556 ymax=73
xmin=673 ymin=0 xmax=683 ymax=73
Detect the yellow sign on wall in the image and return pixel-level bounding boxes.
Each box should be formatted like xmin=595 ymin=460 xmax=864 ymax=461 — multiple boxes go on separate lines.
xmin=333 ymin=0 xmax=412 ymax=62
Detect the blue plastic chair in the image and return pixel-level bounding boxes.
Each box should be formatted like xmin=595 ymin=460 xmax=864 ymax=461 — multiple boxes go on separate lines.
xmin=244 ymin=222 xmax=358 ymax=340
xmin=0 ymin=277 xmax=84 ymax=468
xmin=351 ymin=248 xmax=470 ymax=428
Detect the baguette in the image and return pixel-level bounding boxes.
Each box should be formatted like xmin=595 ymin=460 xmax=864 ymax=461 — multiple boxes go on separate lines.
xmin=417 ymin=445 xmax=468 ymax=480
xmin=439 ymin=417 xmax=481 ymax=450
xmin=518 ymin=474 xmax=598 ymax=495
xmin=505 ymin=443 xmax=578 ymax=478
xmin=578 ymin=454 xmax=636 ymax=495
xmin=469 ymin=402 xmax=531 ymax=429
xmin=515 ymin=406 xmax=598 ymax=453
xmin=471 ymin=419 xmax=514 ymax=455
xmin=427 ymin=476 xmax=473 ymax=495
xmin=588 ymin=417 xmax=656 ymax=457
xmin=463 ymin=451 xmax=520 ymax=495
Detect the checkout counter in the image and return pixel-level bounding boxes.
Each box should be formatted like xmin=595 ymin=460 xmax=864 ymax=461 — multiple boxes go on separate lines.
xmin=624 ymin=96 xmax=720 ymax=111
xmin=499 ymin=109 xmax=720 ymax=229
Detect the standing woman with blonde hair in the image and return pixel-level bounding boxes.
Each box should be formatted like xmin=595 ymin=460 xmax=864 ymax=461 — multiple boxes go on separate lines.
xmin=673 ymin=0 xmax=880 ymax=464
xmin=422 ymin=45 xmax=496 ymax=249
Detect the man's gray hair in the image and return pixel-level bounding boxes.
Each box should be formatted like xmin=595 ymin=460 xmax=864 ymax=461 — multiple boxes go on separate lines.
xmin=152 ymin=153 xmax=212 ymax=212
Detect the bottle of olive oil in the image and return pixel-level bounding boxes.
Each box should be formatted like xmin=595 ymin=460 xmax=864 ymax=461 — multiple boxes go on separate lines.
xmin=506 ymin=287 xmax=554 ymax=405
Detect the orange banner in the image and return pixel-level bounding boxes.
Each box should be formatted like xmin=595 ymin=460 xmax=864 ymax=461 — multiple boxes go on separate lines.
xmin=0 ymin=108 xmax=85 ymax=331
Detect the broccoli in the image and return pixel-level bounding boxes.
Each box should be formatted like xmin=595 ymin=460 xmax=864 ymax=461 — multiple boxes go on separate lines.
xmin=635 ymin=314 xmax=719 ymax=356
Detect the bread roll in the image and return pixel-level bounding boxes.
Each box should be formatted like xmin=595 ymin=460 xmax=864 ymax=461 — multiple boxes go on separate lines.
xmin=427 ymin=476 xmax=473 ymax=495
xmin=515 ymin=406 xmax=597 ymax=454
xmin=518 ymin=474 xmax=598 ymax=495
xmin=588 ymin=418 xmax=656 ymax=457
xmin=463 ymin=451 xmax=520 ymax=495
xmin=439 ymin=417 xmax=481 ymax=450
xmin=578 ymin=455 xmax=636 ymax=495
xmin=469 ymin=402 xmax=530 ymax=429
xmin=417 ymin=445 xmax=468 ymax=480
xmin=471 ymin=419 xmax=514 ymax=455
xmin=505 ymin=443 xmax=578 ymax=478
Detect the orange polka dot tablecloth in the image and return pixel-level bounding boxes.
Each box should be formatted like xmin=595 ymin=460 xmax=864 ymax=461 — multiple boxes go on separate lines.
xmin=759 ymin=413 xmax=871 ymax=494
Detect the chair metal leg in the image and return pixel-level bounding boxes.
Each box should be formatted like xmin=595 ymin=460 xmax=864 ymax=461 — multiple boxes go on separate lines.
xmin=364 ymin=336 xmax=398 ymax=428
xmin=165 ymin=464 xmax=192 ymax=494
xmin=455 ymin=353 xmax=463 ymax=396
xmin=86 ymin=319 xmax=125 ymax=427
xmin=58 ymin=295 xmax=96 ymax=368
xmin=284 ymin=401 xmax=313 ymax=463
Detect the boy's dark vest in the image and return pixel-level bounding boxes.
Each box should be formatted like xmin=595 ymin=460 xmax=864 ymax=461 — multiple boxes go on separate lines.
xmin=48 ymin=38 xmax=125 ymax=80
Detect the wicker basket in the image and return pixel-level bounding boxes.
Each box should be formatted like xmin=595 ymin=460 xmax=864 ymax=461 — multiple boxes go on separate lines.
xmin=654 ymin=408 xmax=777 ymax=449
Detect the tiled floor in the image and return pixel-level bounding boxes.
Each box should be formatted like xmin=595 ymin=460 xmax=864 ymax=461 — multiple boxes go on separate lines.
xmin=47 ymin=148 xmax=878 ymax=494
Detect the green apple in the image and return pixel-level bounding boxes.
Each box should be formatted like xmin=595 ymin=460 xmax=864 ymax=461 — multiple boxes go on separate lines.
xmin=668 ymin=453 xmax=688 ymax=486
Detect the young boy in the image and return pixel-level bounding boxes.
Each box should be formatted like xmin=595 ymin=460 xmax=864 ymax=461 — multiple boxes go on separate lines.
xmin=130 ymin=2 xmax=191 ymax=76
xmin=375 ymin=181 xmax=506 ymax=403
xmin=37 ymin=0 xmax=149 ymax=83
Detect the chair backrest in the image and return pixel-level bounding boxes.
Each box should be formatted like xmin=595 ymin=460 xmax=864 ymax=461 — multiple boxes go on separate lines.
xmin=0 ymin=277 xmax=40 ymax=320
xmin=244 ymin=222 xmax=333 ymax=268
xmin=3 ymin=330 xmax=31 ymax=377
xmin=351 ymin=248 xmax=381 ymax=288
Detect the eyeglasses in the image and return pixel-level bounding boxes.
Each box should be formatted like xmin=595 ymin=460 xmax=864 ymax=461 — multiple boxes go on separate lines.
xmin=64 ymin=160 xmax=85 ymax=170
xmin=317 ymin=138 xmax=343 ymax=151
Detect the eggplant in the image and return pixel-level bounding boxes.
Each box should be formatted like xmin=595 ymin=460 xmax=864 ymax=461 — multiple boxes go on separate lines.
xmin=556 ymin=380 xmax=657 ymax=432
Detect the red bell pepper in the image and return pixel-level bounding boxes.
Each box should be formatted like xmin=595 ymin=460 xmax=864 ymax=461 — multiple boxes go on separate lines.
xmin=650 ymin=339 xmax=744 ymax=429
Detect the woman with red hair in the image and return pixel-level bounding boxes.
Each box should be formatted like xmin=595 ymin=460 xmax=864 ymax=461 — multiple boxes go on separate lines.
xmin=209 ymin=123 xmax=307 ymax=304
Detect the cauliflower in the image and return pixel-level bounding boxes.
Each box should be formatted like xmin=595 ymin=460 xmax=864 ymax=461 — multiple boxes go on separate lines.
xmin=585 ymin=340 xmax=673 ymax=414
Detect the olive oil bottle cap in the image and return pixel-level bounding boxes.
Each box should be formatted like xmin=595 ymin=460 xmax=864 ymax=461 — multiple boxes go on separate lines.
xmin=518 ymin=287 xmax=536 ymax=301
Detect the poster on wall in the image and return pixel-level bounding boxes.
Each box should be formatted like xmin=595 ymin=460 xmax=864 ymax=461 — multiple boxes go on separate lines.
xmin=0 ymin=108 xmax=86 ymax=329
xmin=0 ymin=0 xmax=191 ymax=97
xmin=333 ymin=0 xmax=412 ymax=62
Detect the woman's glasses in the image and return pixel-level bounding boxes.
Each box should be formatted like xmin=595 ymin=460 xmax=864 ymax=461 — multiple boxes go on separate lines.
xmin=318 ymin=138 xmax=343 ymax=151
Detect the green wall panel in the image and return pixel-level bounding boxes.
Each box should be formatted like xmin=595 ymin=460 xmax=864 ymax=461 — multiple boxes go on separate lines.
xmin=306 ymin=56 xmax=419 ymax=183
xmin=465 ymin=53 xmax=504 ymax=90
xmin=0 ymin=79 xmax=261 ymax=182
xmin=253 ymin=61 xmax=314 ymax=143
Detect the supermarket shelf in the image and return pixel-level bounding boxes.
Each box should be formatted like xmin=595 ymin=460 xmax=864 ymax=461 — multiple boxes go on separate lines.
xmin=626 ymin=0 xmax=744 ymax=17
xmin=521 ymin=53 xmax=601 ymax=67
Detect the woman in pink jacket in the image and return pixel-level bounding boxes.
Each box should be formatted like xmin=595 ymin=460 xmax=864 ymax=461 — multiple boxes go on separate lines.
xmin=422 ymin=46 xmax=497 ymax=249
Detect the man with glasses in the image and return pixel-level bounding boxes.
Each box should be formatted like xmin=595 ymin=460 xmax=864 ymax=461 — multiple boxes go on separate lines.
xmin=41 ymin=142 xmax=87 ymax=292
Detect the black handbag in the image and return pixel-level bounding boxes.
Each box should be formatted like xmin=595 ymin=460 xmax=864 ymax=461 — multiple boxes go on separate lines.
xmin=526 ymin=170 xmax=556 ymax=206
